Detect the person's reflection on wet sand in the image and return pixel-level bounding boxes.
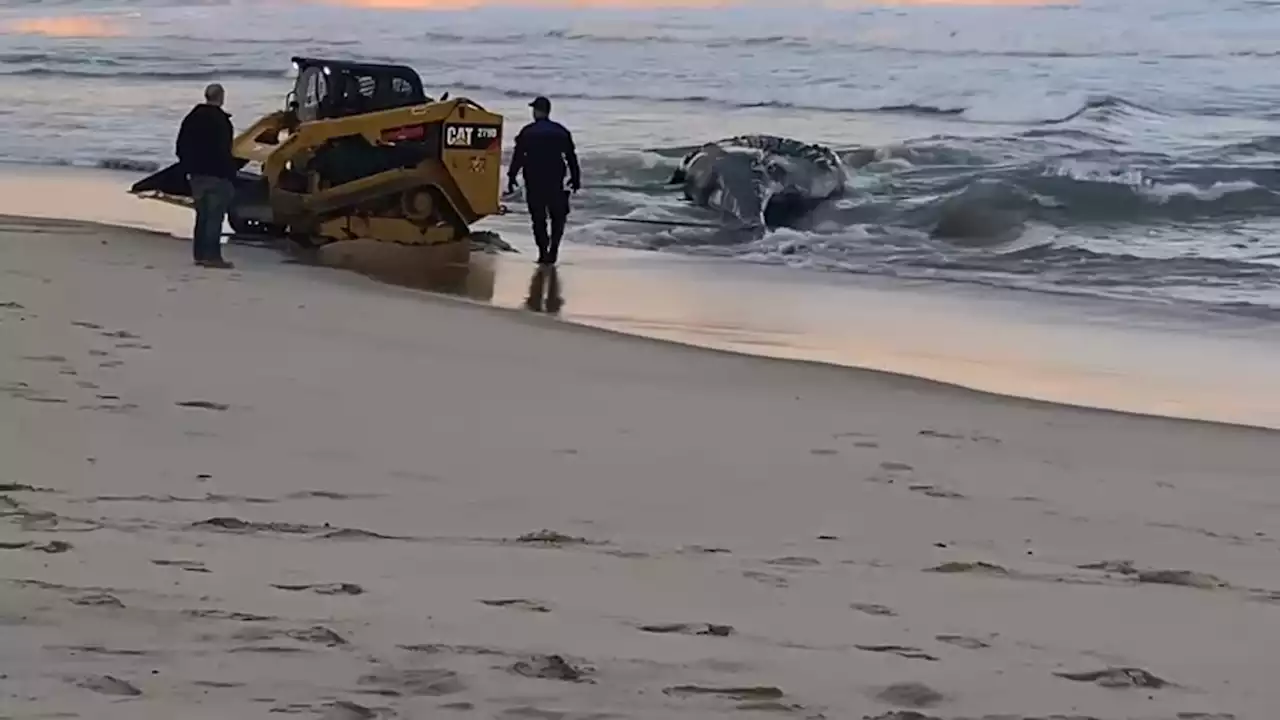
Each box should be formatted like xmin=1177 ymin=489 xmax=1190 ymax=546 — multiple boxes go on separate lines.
xmin=524 ymin=265 xmax=563 ymax=315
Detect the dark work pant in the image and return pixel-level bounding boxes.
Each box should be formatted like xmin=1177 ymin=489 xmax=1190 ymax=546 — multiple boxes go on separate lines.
xmin=189 ymin=174 xmax=234 ymax=262
xmin=526 ymin=189 xmax=570 ymax=263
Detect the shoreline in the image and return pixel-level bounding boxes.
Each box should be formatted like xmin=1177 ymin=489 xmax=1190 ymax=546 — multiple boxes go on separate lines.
xmin=1 ymin=164 xmax=1278 ymax=431
xmin=274 ymin=230 xmax=1280 ymax=437
xmin=4 ymin=210 xmax=1279 ymax=719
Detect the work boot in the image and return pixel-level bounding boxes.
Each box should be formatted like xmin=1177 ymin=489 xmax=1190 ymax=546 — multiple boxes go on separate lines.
xmin=197 ymin=258 xmax=235 ymax=269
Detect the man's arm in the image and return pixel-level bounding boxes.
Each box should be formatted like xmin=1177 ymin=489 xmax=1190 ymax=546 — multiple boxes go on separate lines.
xmin=507 ymin=127 xmax=526 ymax=189
xmin=563 ymin=128 xmax=581 ymax=191
xmin=220 ymin=114 xmax=237 ymax=179
xmin=175 ymin=114 xmax=192 ymax=163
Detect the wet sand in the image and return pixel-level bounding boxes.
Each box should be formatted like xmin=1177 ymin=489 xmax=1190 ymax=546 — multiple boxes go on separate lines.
xmin=3 ymin=213 xmax=1280 ymax=719
xmin=3 ymin=163 xmax=1280 ymax=431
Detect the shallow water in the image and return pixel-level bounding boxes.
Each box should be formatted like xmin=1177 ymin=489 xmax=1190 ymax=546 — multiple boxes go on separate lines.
xmin=1 ymin=0 xmax=1278 ymax=317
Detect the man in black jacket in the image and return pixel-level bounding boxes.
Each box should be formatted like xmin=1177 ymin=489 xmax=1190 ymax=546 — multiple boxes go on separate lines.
xmin=176 ymin=83 xmax=237 ymax=269
xmin=507 ymin=96 xmax=581 ymax=265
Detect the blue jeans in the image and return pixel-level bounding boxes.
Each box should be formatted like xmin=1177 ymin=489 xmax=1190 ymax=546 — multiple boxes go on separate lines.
xmin=189 ymin=175 xmax=233 ymax=262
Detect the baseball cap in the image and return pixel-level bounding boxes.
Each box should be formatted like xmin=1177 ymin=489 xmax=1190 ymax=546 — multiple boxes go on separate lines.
xmin=530 ymin=96 xmax=551 ymax=112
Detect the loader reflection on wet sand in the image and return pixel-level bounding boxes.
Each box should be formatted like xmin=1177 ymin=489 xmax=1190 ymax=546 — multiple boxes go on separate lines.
xmin=271 ymin=234 xmax=500 ymax=303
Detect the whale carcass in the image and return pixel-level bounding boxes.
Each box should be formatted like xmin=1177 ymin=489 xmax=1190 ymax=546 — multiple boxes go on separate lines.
xmin=667 ymin=135 xmax=848 ymax=230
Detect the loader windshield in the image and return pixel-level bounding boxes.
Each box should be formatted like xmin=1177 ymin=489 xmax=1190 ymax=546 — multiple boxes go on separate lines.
xmin=290 ymin=58 xmax=429 ymax=121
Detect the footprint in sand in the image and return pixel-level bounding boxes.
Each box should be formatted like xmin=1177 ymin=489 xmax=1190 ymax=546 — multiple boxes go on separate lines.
xmin=0 ymin=482 xmax=55 ymax=493
xmin=70 ymin=592 xmax=125 ymax=608
xmin=679 ymin=544 xmax=731 ymax=555
xmin=869 ymin=681 xmax=946 ymax=709
xmin=909 ymin=484 xmax=967 ymax=500
xmin=398 ymin=643 xmax=506 ymax=657
xmin=1077 ymin=560 xmax=1226 ymax=590
xmin=919 ymin=429 xmax=965 ymax=440
xmin=321 ymin=701 xmax=378 ymax=720
xmin=1054 ymin=666 xmax=1171 ymax=689
xmin=935 ymin=634 xmax=990 ymax=649
xmin=51 ymin=645 xmax=152 ymax=658
xmin=639 ymin=622 xmax=735 ymax=637
xmin=851 ymin=603 xmax=898 ymax=617
xmin=320 ymin=527 xmax=403 ymax=540
xmin=855 ymin=644 xmax=939 ymax=661
xmin=191 ymin=517 xmax=316 ymax=534
xmin=480 ymin=598 xmax=551 ymax=613
xmin=510 ymin=654 xmax=592 ymax=682
xmin=21 ymin=395 xmax=68 ymax=404
xmin=513 ymin=529 xmax=591 ymax=546
xmin=21 ymin=354 xmax=67 ymax=363
xmin=286 ymin=490 xmax=384 ymax=501
xmin=182 ymin=608 xmax=277 ymax=622
xmin=151 ymin=559 xmax=210 ymax=573
xmin=925 ymin=561 xmax=1009 ymax=577
xmin=765 ymin=556 xmax=821 ymax=568
xmin=176 ymin=400 xmax=230 ymax=411
xmin=73 ymin=674 xmax=142 ymax=697
xmin=271 ymin=582 xmax=365 ymax=596
xmin=919 ymin=429 xmax=1001 ymax=444
xmin=0 ymin=540 xmax=73 ymax=554
xmin=742 ymin=570 xmax=789 ymax=588
xmin=663 ymin=685 xmax=784 ymax=701
xmin=868 ymin=461 xmax=915 ymax=485
xmin=358 ymin=668 xmax=466 ymax=697
xmin=234 ymin=625 xmax=348 ymax=647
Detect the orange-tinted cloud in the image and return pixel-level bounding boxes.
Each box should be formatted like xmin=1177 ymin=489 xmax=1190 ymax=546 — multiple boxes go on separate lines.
xmin=309 ymin=0 xmax=732 ymax=8
xmin=844 ymin=0 xmax=1072 ymax=4
xmin=3 ymin=16 xmax=125 ymax=38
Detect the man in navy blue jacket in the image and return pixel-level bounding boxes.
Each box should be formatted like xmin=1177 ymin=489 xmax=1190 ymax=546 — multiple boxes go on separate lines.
xmin=176 ymin=83 xmax=237 ymax=269
xmin=507 ymin=96 xmax=581 ymax=265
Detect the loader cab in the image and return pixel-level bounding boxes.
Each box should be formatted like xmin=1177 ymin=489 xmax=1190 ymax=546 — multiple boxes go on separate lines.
xmin=290 ymin=57 xmax=429 ymax=123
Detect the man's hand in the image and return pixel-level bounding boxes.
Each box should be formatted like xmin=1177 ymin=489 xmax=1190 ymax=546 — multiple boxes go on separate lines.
xmin=569 ymin=179 xmax=581 ymax=194
xmin=506 ymin=177 xmax=519 ymax=195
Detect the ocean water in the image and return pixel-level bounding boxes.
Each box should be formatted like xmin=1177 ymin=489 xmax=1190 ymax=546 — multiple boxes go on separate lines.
xmin=1 ymin=0 xmax=1279 ymax=318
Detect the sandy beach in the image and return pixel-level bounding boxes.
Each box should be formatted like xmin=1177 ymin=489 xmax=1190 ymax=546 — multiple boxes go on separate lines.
xmin=3 ymin=213 xmax=1279 ymax=720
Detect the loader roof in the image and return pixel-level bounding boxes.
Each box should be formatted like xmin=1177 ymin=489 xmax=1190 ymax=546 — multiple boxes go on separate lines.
xmin=291 ymin=56 xmax=423 ymax=79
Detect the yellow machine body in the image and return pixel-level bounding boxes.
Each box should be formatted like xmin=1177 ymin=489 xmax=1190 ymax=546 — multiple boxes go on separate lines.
xmin=130 ymin=56 xmax=504 ymax=250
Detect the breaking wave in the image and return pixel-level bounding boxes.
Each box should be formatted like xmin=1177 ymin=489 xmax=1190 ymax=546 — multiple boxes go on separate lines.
xmin=554 ymin=120 xmax=1280 ymax=318
xmin=0 ymin=52 xmax=1169 ymax=122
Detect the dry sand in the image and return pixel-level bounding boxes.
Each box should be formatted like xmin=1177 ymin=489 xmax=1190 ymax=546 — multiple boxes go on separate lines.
xmin=2 ymin=214 xmax=1278 ymax=720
